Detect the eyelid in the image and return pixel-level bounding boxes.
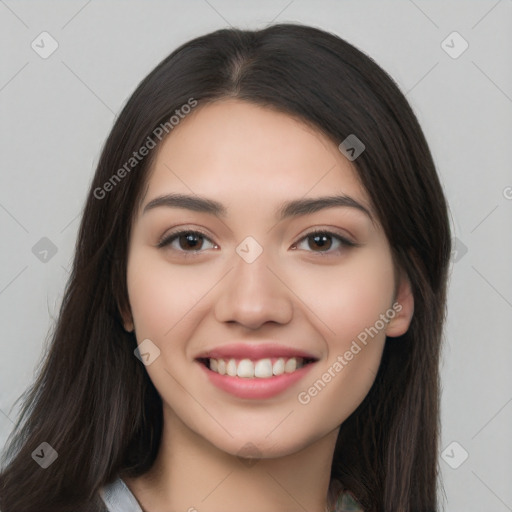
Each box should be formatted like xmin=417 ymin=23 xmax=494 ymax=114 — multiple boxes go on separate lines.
xmin=294 ymin=227 xmax=358 ymax=247
xmin=156 ymin=226 xmax=360 ymax=254
xmin=156 ymin=227 xmax=216 ymax=249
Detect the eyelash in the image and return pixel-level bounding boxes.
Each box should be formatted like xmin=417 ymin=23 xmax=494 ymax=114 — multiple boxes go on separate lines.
xmin=156 ymin=228 xmax=358 ymax=257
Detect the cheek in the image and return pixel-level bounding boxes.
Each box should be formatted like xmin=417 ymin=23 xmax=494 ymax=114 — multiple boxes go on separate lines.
xmin=126 ymin=251 xmax=208 ymax=339
xmin=295 ymin=256 xmax=394 ymax=423
xmin=286 ymin=250 xmax=395 ymax=348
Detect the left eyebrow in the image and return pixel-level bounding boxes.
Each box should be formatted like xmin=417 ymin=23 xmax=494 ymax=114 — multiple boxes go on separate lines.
xmin=276 ymin=195 xmax=375 ymax=225
xmin=142 ymin=192 xmax=375 ymax=225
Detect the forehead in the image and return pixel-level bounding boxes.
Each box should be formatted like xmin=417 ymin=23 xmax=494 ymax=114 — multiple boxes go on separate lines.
xmin=140 ymin=99 xmax=372 ymax=217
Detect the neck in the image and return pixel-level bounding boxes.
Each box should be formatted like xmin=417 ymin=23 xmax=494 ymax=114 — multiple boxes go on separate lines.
xmin=125 ymin=404 xmax=340 ymax=512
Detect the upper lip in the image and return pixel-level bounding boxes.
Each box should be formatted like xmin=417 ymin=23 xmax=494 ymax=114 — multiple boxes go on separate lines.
xmin=195 ymin=343 xmax=319 ymax=361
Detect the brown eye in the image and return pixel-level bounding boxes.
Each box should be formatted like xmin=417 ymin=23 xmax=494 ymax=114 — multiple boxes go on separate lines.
xmin=157 ymin=230 xmax=217 ymax=253
xmin=177 ymin=232 xmax=204 ymax=250
xmin=294 ymin=230 xmax=356 ymax=254
xmin=308 ymin=233 xmax=333 ymax=251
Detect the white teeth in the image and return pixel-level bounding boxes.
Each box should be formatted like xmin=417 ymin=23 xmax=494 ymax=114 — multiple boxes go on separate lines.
xmin=208 ymin=356 xmax=307 ymax=378
xmin=237 ymin=359 xmax=254 ymax=378
xmin=254 ymin=358 xmax=273 ymax=378
xmin=285 ymin=357 xmax=297 ymax=373
xmin=226 ymin=359 xmax=237 ymax=376
xmin=273 ymin=358 xmax=285 ymax=376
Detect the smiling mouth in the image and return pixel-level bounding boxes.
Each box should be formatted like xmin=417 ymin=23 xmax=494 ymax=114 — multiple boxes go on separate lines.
xmin=196 ymin=356 xmax=317 ymax=379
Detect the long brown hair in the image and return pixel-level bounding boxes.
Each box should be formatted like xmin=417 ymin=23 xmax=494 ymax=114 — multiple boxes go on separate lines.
xmin=0 ymin=24 xmax=451 ymax=512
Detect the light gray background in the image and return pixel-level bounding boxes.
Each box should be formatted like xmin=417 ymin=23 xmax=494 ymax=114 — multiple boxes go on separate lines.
xmin=1 ymin=1 xmax=511 ymax=510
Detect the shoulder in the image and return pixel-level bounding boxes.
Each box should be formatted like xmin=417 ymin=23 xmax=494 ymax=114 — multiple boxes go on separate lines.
xmin=99 ymin=475 xmax=364 ymax=512
xmin=99 ymin=477 xmax=143 ymax=512
xmin=329 ymin=479 xmax=364 ymax=512
xmin=335 ymin=491 xmax=365 ymax=511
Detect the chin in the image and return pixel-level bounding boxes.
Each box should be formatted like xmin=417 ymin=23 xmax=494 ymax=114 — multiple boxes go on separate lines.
xmin=209 ymin=429 xmax=318 ymax=461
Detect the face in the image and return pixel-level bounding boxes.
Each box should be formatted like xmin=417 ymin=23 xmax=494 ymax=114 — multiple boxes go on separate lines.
xmin=123 ymin=99 xmax=413 ymax=459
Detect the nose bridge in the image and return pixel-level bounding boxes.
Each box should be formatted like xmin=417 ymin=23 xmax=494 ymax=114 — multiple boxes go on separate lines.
xmin=213 ymin=238 xmax=293 ymax=329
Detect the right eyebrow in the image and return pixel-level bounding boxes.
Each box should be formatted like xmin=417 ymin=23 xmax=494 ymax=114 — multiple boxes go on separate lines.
xmin=142 ymin=193 xmax=226 ymax=217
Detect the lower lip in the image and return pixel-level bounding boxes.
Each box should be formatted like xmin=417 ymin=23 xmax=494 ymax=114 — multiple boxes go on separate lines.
xmin=198 ymin=361 xmax=315 ymax=399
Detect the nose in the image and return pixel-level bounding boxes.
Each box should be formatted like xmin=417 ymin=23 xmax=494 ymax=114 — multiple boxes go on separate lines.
xmin=213 ymin=247 xmax=294 ymax=330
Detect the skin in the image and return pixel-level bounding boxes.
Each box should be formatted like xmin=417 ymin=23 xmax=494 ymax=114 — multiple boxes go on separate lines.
xmin=121 ymin=99 xmax=414 ymax=512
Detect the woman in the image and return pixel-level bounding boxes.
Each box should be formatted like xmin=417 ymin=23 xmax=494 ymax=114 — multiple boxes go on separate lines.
xmin=0 ymin=23 xmax=452 ymax=512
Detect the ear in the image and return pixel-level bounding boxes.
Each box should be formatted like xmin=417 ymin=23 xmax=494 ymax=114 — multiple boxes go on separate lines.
xmin=118 ymin=302 xmax=135 ymax=333
xmin=385 ymin=272 xmax=414 ymax=338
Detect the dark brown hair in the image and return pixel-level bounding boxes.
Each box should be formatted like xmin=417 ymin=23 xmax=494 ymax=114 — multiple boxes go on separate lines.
xmin=0 ymin=23 xmax=451 ymax=512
